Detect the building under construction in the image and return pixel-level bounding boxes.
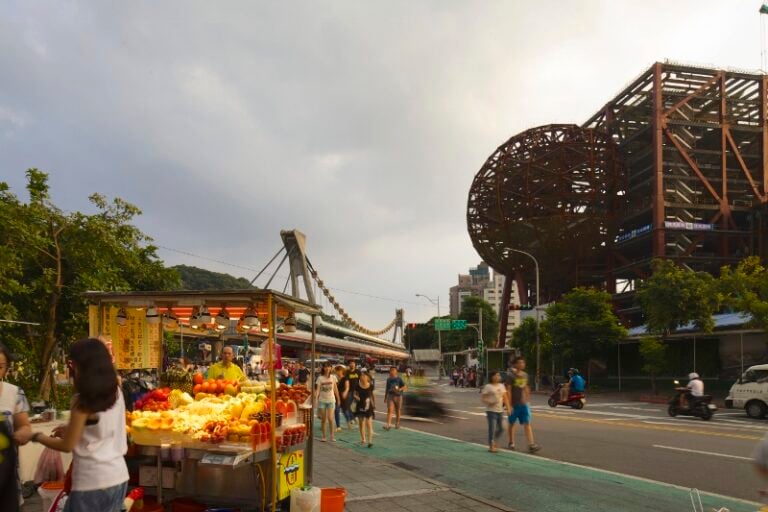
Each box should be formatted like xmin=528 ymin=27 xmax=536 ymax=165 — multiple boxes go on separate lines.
xmin=468 ymin=61 xmax=768 ymax=332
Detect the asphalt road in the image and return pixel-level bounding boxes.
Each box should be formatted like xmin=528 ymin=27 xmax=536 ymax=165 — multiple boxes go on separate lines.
xmin=370 ymin=380 xmax=768 ymax=503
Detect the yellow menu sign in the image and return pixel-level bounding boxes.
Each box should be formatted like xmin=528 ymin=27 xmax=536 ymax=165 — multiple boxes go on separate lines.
xmin=88 ymin=305 xmax=162 ymax=369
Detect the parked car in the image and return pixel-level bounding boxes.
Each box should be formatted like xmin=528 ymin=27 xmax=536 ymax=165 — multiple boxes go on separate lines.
xmin=725 ymin=364 xmax=768 ymax=418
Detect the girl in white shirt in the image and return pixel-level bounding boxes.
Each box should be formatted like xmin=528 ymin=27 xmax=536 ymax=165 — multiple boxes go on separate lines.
xmin=33 ymin=338 xmax=128 ymax=512
xmin=314 ymin=363 xmax=340 ymax=442
xmin=481 ymin=371 xmax=510 ymax=453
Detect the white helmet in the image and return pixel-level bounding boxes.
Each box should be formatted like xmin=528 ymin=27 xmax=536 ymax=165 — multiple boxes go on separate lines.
xmin=688 ymin=372 xmax=700 ymax=380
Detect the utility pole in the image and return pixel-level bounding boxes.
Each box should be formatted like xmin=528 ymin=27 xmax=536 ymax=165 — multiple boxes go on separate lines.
xmin=416 ymin=293 xmax=442 ymax=379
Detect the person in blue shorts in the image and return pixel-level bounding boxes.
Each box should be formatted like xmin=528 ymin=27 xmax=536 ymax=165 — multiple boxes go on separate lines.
xmin=505 ymin=356 xmax=541 ymax=453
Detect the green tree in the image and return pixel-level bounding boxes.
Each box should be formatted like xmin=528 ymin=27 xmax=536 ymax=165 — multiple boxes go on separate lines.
xmin=0 ymin=170 xmax=179 ymax=398
xmin=719 ymin=256 xmax=768 ymax=330
xmin=543 ymin=287 xmax=627 ymax=371
xmin=639 ymin=336 xmax=668 ymax=394
xmin=510 ymin=317 xmax=551 ymax=372
xmin=637 ymin=259 xmax=720 ymax=335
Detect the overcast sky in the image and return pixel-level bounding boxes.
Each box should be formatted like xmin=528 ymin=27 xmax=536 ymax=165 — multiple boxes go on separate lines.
xmin=0 ymin=1 xmax=764 ymax=329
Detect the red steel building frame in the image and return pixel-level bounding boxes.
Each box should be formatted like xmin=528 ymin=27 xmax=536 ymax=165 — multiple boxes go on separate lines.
xmin=585 ymin=62 xmax=768 ymax=298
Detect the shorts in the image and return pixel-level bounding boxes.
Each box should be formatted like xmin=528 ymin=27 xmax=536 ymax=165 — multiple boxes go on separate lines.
xmin=318 ymin=401 xmax=335 ymax=410
xmin=65 ymin=481 xmax=128 ymax=512
xmin=386 ymin=395 xmax=402 ymax=407
xmin=508 ymin=404 xmax=531 ymax=425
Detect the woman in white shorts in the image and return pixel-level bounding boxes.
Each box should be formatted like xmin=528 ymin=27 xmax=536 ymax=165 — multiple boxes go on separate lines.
xmin=315 ymin=363 xmax=340 ymax=442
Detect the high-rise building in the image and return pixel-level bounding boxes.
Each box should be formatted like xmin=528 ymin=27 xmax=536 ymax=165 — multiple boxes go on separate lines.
xmin=483 ymin=272 xmax=520 ymax=345
xmin=449 ymin=263 xmax=521 ymax=345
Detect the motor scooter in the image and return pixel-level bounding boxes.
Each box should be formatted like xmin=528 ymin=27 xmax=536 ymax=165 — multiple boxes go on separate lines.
xmin=547 ymin=383 xmax=586 ymax=409
xmin=667 ymin=380 xmax=717 ymax=420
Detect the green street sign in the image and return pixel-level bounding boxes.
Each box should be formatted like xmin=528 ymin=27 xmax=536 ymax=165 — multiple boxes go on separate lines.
xmin=451 ymin=319 xmax=467 ymax=330
xmin=435 ymin=318 xmax=452 ymax=331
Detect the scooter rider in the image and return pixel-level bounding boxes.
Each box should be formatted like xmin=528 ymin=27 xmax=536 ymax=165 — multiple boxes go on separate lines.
xmin=678 ymin=372 xmax=704 ymax=409
xmin=560 ymin=368 xmax=585 ymax=401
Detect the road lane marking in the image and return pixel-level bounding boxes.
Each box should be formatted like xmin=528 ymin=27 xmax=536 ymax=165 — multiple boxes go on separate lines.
xmin=652 ymin=445 xmax=753 ymax=461
xmin=372 ymin=421 xmax=763 ymax=508
xmin=539 ymin=412 xmax=763 ymax=441
xmin=642 ymin=419 xmax=768 ymax=433
xmin=531 ymin=407 xmax=651 ymax=419
xmin=400 ymin=415 xmax=443 ymax=424
xmin=443 ymin=415 xmax=469 ymax=420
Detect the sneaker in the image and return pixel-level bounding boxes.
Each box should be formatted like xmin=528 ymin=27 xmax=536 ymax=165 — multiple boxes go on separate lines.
xmin=507 ymin=443 xmax=516 ymax=451
xmin=528 ymin=444 xmax=541 ymax=453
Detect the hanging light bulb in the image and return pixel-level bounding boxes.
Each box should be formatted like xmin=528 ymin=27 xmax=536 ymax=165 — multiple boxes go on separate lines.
xmin=116 ymin=308 xmax=128 ymax=326
xmin=145 ymin=306 xmax=160 ymax=325
xmin=215 ymin=307 xmax=230 ymax=330
xmin=162 ymin=310 xmax=178 ymax=330
xmin=243 ymin=307 xmax=260 ymax=331
xmin=284 ymin=313 xmax=297 ymax=333
xmin=190 ymin=310 xmax=201 ymax=329
xmin=198 ymin=305 xmax=211 ymax=325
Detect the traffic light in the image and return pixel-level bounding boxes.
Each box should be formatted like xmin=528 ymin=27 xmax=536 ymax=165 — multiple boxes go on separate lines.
xmin=406 ymin=323 xmax=417 ymax=329
xmin=520 ymin=304 xmax=533 ymax=310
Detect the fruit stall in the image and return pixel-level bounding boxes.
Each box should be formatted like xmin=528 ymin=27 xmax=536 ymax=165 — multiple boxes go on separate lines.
xmin=84 ymin=289 xmax=323 ymax=511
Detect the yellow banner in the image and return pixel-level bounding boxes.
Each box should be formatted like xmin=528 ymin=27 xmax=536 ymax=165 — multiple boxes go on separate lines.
xmin=88 ymin=305 xmax=162 ymax=369
xmin=278 ymin=449 xmax=305 ymax=500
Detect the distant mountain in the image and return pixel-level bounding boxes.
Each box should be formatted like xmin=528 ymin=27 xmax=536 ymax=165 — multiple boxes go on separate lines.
xmin=172 ymin=265 xmax=255 ymax=290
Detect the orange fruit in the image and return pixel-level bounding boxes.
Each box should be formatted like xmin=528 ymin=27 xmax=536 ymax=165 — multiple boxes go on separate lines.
xmin=193 ymin=373 xmax=204 ymax=385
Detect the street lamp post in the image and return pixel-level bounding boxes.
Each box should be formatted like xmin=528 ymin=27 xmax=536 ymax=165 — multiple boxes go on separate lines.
xmin=416 ymin=293 xmax=442 ymax=379
xmin=508 ymin=248 xmax=541 ymax=391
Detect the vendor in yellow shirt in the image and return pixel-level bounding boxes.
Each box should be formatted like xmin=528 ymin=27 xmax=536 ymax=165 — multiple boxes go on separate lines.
xmin=206 ymin=346 xmax=245 ymax=381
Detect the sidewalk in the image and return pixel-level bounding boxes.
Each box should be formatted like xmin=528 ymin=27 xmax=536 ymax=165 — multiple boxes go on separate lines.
xmin=21 ymin=436 xmax=513 ymax=512
xmin=311 ymin=436 xmax=513 ymax=512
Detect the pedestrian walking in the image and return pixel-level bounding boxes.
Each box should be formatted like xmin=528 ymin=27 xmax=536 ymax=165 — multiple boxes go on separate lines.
xmin=32 ymin=338 xmax=129 ymax=512
xmin=383 ymin=367 xmax=407 ymax=430
xmin=314 ymin=362 xmax=340 ymax=442
xmin=333 ymin=365 xmax=347 ymax=432
xmin=0 ymin=343 xmax=33 ymax=512
xmin=481 ymin=371 xmax=509 ymax=453
xmin=354 ymin=372 xmax=375 ymax=447
xmin=505 ymin=356 xmax=541 ymax=453
xmin=342 ymin=360 xmax=361 ymax=426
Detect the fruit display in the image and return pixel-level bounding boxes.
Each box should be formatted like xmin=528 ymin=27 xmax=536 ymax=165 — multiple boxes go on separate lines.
xmin=278 ymin=383 xmax=310 ymax=404
xmin=134 ymin=388 xmax=172 ymax=411
xmin=163 ymin=367 xmax=195 ymax=394
xmin=128 ymin=382 xmax=311 ymax=450
xmin=192 ymin=375 xmax=241 ymax=397
xmin=240 ymin=379 xmax=269 ymax=394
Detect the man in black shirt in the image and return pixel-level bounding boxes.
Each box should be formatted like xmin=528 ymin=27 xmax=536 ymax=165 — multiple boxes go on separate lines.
xmin=342 ymin=361 xmax=361 ymax=426
xmin=297 ymin=362 xmax=309 ymax=385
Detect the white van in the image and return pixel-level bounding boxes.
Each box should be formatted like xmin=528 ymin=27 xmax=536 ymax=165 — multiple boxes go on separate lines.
xmin=725 ymin=364 xmax=768 ymax=418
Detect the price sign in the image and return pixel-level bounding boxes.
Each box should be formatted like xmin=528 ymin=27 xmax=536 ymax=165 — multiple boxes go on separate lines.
xmin=89 ymin=305 xmax=162 ymax=369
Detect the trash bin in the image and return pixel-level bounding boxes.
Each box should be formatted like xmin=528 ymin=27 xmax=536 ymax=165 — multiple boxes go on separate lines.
xmin=38 ymin=481 xmax=64 ymax=512
xmin=320 ymin=487 xmax=346 ymax=512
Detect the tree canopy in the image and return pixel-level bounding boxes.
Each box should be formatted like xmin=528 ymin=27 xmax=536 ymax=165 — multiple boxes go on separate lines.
xmin=0 ymin=169 xmax=179 ymax=398
xmin=173 ymin=264 xmax=254 ymax=290
xmin=719 ymin=256 xmax=768 ymax=330
xmin=542 ymin=287 xmax=626 ymax=369
xmin=637 ymin=259 xmax=720 ymax=335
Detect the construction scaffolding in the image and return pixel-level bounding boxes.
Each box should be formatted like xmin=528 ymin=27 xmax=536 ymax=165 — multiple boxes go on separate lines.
xmin=468 ymin=61 xmax=768 ymax=328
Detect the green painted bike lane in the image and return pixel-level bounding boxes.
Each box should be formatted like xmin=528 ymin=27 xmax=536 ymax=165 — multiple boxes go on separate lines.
xmin=319 ymin=425 xmax=762 ymax=512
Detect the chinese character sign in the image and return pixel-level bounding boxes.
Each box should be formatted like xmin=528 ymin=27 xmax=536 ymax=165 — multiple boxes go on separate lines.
xmin=88 ymin=305 xmax=162 ymax=369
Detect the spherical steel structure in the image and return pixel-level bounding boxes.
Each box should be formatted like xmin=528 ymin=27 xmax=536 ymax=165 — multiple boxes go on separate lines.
xmin=467 ymin=124 xmax=626 ymax=298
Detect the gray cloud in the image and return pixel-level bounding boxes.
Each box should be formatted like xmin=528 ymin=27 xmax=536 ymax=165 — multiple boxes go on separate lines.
xmin=0 ymin=0 xmax=761 ymax=327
